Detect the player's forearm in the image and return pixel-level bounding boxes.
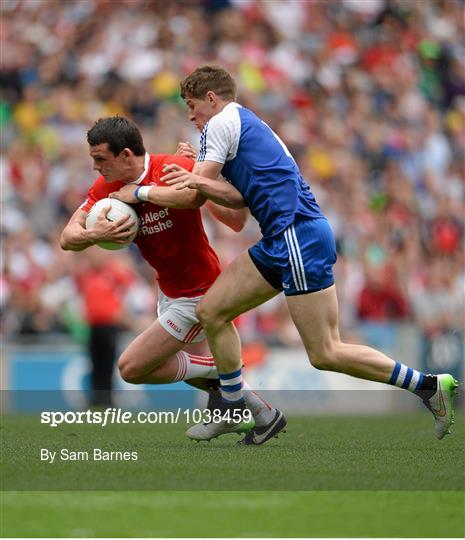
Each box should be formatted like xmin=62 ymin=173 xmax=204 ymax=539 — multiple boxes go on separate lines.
xmin=60 ymin=223 xmax=97 ymax=251
xmin=206 ymin=201 xmax=249 ymax=232
xmin=141 ymin=186 xmax=206 ymax=209
xmin=194 ymin=177 xmax=245 ymax=209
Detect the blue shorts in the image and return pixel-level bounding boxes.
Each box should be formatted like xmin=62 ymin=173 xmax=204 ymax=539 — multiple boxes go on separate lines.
xmin=248 ymin=217 xmax=337 ymax=296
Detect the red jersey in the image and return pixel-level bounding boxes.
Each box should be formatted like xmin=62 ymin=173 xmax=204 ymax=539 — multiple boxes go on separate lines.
xmin=81 ymin=153 xmax=221 ymax=298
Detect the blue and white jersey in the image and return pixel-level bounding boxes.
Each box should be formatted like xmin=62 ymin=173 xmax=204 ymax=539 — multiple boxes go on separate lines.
xmin=198 ymin=102 xmax=324 ymax=237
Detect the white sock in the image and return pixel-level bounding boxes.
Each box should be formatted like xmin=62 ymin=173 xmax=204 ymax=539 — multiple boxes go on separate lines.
xmin=243 ymin=380 xmax=276 ymax=426
xmin=173 ymin=351 xmax=218 ymax=382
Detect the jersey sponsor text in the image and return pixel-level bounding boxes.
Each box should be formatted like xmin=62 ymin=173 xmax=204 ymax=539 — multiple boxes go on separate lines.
xmin=140 ymin=208 xmax=173 ymax=235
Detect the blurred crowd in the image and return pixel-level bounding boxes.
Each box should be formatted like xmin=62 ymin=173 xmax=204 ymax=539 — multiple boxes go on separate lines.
xmin=2 ymin=0 xmax=464 ymax=350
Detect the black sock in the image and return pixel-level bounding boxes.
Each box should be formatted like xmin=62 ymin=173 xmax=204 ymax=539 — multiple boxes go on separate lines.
xmin=413 ymin=374 xmax=437 ymax=400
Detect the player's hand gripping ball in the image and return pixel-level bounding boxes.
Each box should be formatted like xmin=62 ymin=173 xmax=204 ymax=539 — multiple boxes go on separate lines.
xmin=86 ymin=198 xmax=139 ymax=251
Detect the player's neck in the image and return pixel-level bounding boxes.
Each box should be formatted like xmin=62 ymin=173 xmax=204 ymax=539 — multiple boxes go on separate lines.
xmin=126 ymin=154 xmax=147 ymax=183
xmin=217 ymin=99 xmax=234 ymax=114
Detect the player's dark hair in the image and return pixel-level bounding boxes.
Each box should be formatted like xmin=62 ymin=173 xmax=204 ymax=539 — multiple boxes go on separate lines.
xmin=87 ymin=116 xmax=146 ymax=156
xmin=180 ymin=65 xmax=236 ymax=101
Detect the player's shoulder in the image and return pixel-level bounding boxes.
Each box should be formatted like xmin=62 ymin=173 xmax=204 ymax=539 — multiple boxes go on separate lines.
xmin=89 ymin=176 xmax=123 ymax=197
xmin=81 ymin=176 xmax=123 ymax=212
xmin=209 ymin=102 xmax=242 ymax=129
xmin=150 ymin=153 xmax=194 ymax=174
xmin=204 ymin=103 xmax=243 ymax=144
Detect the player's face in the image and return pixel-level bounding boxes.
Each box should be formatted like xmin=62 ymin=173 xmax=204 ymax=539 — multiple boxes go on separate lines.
xmin=185 ymin=96 xmax=216 ymax=132
xmin=89 ymin=144 xmax=127 ymax=182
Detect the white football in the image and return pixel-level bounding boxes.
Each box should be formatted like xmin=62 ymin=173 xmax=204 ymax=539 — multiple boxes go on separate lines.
xmin=85 ymin=198 xmax=139 ymax=251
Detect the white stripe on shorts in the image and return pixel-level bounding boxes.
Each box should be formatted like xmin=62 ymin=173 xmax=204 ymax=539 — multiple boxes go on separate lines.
xmin=290 ymin=224 xmax=307 ymax=290
xmin=284 ymin=228 xmax=302 ymax=290
xmin=284 ymin=226 xmax=306 ymax=291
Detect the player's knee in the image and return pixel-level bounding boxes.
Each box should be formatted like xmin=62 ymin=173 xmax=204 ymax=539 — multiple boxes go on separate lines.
xmin=195 ymin=300 xmax=219 ymax=330
xmin=307 ymin=344 xmax=339 ymax=371
xmin=118 ymin=356 xmax=144 ymax=384
xmin=196 ymin=298 xmax=236 ymax=331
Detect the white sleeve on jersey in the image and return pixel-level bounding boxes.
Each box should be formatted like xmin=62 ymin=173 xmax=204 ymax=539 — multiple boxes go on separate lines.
xmin=198 ymin=104 xmax=241 ymax=164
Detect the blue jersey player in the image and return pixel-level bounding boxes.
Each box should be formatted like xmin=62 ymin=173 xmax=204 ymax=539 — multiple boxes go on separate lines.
xmin=162 ymin=65 xmax=459 ymax=445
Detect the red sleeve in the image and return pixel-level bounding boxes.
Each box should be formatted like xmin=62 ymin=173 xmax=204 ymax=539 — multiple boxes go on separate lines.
xmin=161 ymin=154 xmax=194 ymax=173
xmin=80 ymin=177 xmax=125 ymax=213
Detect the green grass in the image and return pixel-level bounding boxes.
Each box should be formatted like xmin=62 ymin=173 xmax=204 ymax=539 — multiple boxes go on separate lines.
xmin=1 ymin=414 xmax=464 ymax=537
xmin=2 ymin=414 xmax=464 ymax=491
xmin=2 ymin=491 xmax=464 ymax=537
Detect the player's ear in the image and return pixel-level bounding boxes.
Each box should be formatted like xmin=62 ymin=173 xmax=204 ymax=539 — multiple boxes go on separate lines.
xmin=121 ymin=148 xmax=132 ymax=160
xmin=206 ymin=91 xmax=217 ymax=105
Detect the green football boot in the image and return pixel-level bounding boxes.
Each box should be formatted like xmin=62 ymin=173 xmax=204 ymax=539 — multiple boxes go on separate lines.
xmin=423 ymin=374 xmax=460 ymax=440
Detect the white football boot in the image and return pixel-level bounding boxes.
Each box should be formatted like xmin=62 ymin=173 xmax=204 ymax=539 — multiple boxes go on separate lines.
xmin=186 ymin=417 xmax=255 ymax=442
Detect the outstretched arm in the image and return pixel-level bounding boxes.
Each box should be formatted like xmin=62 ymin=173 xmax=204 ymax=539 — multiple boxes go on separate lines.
xmin=109 ymin=183 xmax=205 ymax=209
xmin=110 ymin=144 xmax=205 ymax=208
xmin=161 ymin=161 xmax=245 ymax=209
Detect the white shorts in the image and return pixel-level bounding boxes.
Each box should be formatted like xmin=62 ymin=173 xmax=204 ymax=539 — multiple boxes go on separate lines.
xmin=157 ymin=289 xmax=205 ymax=343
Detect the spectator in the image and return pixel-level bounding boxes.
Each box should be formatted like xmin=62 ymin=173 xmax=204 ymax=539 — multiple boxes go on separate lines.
xmin=1 ymin=0 xmax=463 ymax=348
xmin=74 ymin=247 xmax=135 ymax=407
xmin=357 ymin=263 xmax=409 ymax=322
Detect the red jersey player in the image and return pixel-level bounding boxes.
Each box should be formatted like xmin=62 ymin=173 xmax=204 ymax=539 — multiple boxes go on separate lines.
xmin=80 ymin=151 xmax=221 ymax=340
xmin=60 ymin=116 xmax=282 ymax=444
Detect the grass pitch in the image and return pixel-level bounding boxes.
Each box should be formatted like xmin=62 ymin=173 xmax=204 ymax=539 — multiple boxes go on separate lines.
xmin=1 ymin=414 xmax=464 ymax=537
xmin=3 ymin=490 xmax=464 ymax=538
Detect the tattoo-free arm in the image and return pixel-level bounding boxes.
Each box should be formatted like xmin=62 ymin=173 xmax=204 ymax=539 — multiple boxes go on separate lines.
xmin=60 ymin=209 xmax=97 ymax=251
xmin=148 ymin=185 xmax=206 ymax=208
xmin=161 ymin=160 xmax=246 ymax=209
xmin=109 ymin=183 xmax=205 ymax=209
xmin=205 ymin=201 xmax=249 ymax=232
xmin=60 ymin=207 xmax=136 ymax=251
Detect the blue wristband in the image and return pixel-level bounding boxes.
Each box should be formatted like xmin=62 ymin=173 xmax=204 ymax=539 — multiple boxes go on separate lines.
xmin=135 ymin=186 xmax=151 ymax=202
